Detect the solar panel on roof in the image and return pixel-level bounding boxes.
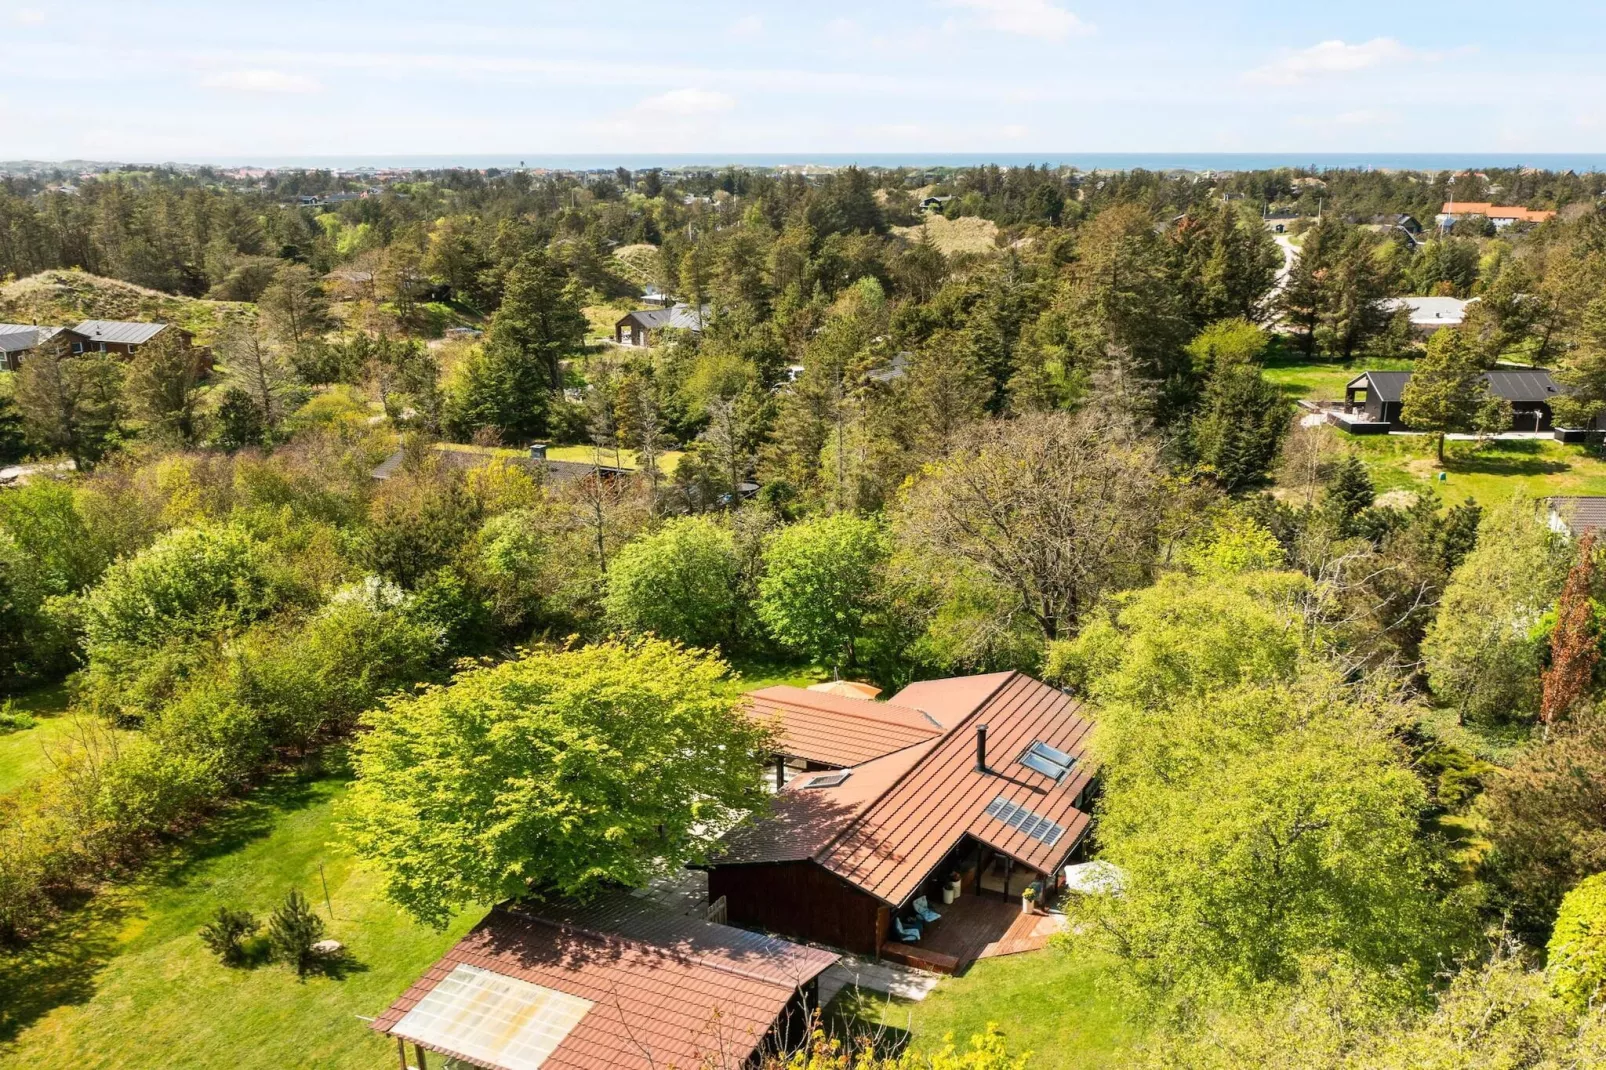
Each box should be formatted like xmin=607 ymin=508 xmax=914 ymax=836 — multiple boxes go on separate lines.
xmin=392 ymin=963 xmax=592 ymax=1070
xmin=984 ymin=795 xmax=1066 ymax=847
xmin=1018 ymin=740 xmax=1075 ymax=782
xmin=802 ymin=770 xmax=851 ymax=788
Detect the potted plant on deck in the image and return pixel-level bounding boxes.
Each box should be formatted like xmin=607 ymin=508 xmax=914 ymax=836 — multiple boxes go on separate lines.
xmin=1021 ymin=884 xmax=1038 ymax=915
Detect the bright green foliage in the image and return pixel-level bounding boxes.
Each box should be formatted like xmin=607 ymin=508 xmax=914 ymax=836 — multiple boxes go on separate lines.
xmin=81 ymin=523 xmax=283 ymax=655
xmin=771 ymin=1024 xmax=1028 ymax=1070
xmin=1055 ymin=532 xmax=1459 ymax=998
xmin=1422 ymin=494 xmax=1569 ymax=723
xmin=757 ymin=513 xmax=889 ymax=669
xmin=343 ymin=640 xmax=769 ymax=927
xmin=266 ymin=889 xmax=325 ymax=977
xmin=198 ymin=905 xmax=259 ymax=966
xmin=1185 ymin=317 xmax=1271 ymax=371
xmin=1550 ymin=873 xmax=1606 ymax=1010
xmin=1401 ymin=329 xmax=1510 ymax=463
xmin=603 ymin=516 xmax=738 ymax=648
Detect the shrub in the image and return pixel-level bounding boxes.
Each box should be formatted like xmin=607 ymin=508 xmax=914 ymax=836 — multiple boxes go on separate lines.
xmin=757 ymin=513 xmax=888 ymax=669
xmin=267 ymin=889 xmax=325 ymax=976
xmin=199 ymin=905 xmax=260 ymax=966
xmin=1550 ymin=872 xmax=1606 ymax=1010
xmin=0 ymin=700 xmax=36 ymax=734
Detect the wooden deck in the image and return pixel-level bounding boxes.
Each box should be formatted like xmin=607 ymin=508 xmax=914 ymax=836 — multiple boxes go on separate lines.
xmin=881 ymin=893 xmax=1064 ymax=975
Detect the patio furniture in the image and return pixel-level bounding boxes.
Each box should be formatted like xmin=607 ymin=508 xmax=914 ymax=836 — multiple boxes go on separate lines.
xmin=912 ymin=896 xmax=941 ymax=924
xmin=891 ymin=917 xmax=921 ymax=943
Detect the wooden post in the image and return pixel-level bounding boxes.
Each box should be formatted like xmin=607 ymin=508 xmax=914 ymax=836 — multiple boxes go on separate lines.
xmin=396 ymin=1037 xmax=407 ymax=1070
xmin=413 ymin=1043 xmax=428 ymax=1070
xmin=775 ymin=757 xmax=785 ymax=791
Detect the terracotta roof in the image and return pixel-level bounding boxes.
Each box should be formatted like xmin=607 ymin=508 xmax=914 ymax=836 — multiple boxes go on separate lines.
xmin=744 ymin=685 xmax=941 ymax=768
xmin=888 ymin=671 xmax=1014 ymax=725
xmin=717 ymin=741 xmax=937 ymax=864
xmin=1440 ymin=201 xmax=1556 ymax=223
xmin=718 ymin=673 xmax=1096 ymax=908
xmin=373 ymin=894 xmax=837 ymax=1070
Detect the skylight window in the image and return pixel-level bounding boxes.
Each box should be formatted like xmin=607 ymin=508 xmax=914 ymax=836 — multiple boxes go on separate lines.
xmin=1018 ymin=741 xmax=1075 ymax=782
xmin=984 ymin=795 xmax=1066 ymax=847
xmin=802 ymin=771 xmax=851 ymax=788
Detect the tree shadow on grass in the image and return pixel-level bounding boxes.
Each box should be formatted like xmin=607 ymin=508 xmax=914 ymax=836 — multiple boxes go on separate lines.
xmin=1445 ymin=440 xmax=1568 ymax=477
xmin=822 ymin=986 xmax=914 ymax=1057
xmin=0 ymin=754 xmax=351 ymax=1046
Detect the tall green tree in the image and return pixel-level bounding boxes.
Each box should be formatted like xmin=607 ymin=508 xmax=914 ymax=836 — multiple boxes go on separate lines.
xmin=488 ymin=250 xmax=588 ymax=393
xmin=14 ymin=336 xmax=123 ymax=470
xmin=603 ymin=517 xmax=739 ymax=648
xmin=342 ymin=640 xmax=769 ymax=927
xmin=1401 ymin=328 xmax=1511 ymax=463
xmin=757 ymin=512 xmax=888 ymax=669
xmin=125 ymin=328 xmax=206 ymax=445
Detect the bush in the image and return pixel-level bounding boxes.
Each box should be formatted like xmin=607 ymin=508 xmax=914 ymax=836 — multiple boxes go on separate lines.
xmin=757 ymin=513 xmax=888 ymax=670
xmin=267 ymin=889 xmax=325 ymax=976
xmin=0 ymin=699 xmax=36 ymax=734
xmin=199 ymin=905 xmax=260 ymax=966
xmin=1550 ymin=872 xmax=1606 ymax=1010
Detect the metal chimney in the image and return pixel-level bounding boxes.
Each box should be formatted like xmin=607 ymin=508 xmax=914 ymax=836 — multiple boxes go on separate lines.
xmin=975 ymin=724 xmax=989 ymax=773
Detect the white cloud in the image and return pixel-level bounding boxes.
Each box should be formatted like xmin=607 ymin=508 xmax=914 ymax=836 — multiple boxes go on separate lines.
xmin=825 ymin=17 xmax=861 ymax=39
xmin=1246 ymin=38 xmax=1418 ymax=86
xmin=12 ymin=8 xmax=44 ymax=24
xmin=636 ymin=88 xmax=736 ymax=116
xmin=945 ymin=0 xmax=1093 ymax=42
xmin=728 ymin=15 xmax=763 ymax=40
xmin=200 ymin=69 xmax=322 ymax=94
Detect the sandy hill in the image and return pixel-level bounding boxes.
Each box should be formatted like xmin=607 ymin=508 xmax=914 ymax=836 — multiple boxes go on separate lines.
xmin=0 ymin=270 xmax=249 ymax=345
xmin=891 ymin=215 xmax=1001 ymax=257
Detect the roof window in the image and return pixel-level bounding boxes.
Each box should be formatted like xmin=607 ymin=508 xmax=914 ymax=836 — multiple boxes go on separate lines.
xmin=802 ymin=771 xmax=851 ymax=789
xmin=1018 ymin=740 xmax=1075 ymax=782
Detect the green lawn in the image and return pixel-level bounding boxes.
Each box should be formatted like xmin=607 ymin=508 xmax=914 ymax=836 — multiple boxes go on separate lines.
xmin=0 ymin=682 xmax=80 ymax=797
xmin=0 ymin=757 xmax=478 ymax=1069
xmin=1335 ymin=433 xmax=1606 ymax=509
xmin=1261 ymin=353 xmax=1416 ymax=402
xmin=827 ymin=945 xmax=1146 ymax=1070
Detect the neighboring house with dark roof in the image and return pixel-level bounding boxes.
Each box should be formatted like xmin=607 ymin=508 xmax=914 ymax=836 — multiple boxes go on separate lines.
xmin=371 ymin=893 xmax=837 ymax=1070
xmin=705 ymin=672 xmax=1095 ymax=971
xmin=69 ymin=320 xmax=187 ymax=356
xmin=1342 ymin=368 xmax=1564 ymax=432
xmin=1546 ymin=497 xmax=1606 ymax=538
xmin=0 ymin=324 xmax=63 ymax=371
xmin=614 ymin=303 xmax=710 ymax=347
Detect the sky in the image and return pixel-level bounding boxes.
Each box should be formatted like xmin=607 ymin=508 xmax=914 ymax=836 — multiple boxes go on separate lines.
xmin=3 ymin=0 xmax=1606 ymax=161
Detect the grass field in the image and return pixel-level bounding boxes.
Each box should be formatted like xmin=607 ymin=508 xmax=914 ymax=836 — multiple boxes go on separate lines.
xmin=828 ymin=944 xmax=1146 ymax=1070
xmin=1261 ymin=353 xmax=1416 ymax=401
xmin=1335 ymin=433 xmax=1606 ymax=508
xmin=0 ymin=758 xmax=478 ymax=1069
xmin=435 ymin=440 xmax=685 ymax=475
xmin=0 ymin=683 xmax=80 ymax=797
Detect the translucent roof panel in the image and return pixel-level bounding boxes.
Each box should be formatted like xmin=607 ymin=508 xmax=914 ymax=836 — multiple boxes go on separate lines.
xmin=392 ymin=963 xmax=593 ymax=1070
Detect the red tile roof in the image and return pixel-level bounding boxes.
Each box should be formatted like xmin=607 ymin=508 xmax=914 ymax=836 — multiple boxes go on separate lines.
xmin=1440 ymin=201 xmax=1556 ymax=223
xmin=744 ymin=685 xmax=942 ymax=767
xmin=888 ymin=671 xmax=1014 ymax=725
xmin=719 ymin=673 xmax=1096 ymax=908
xmin=373 ymin=894 xmax=837 ymax=1070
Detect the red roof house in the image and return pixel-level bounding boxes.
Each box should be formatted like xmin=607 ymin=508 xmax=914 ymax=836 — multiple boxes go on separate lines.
xmin=709 ymin=672 xmax=1096 ymax=971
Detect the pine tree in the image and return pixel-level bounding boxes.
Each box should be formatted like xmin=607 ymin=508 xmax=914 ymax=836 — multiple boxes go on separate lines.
xmin=1324 ymin=455 xmax=1375 ymax=535
xmin=487 ymin=251 xmax=587 ymax=393
xmin=267 ymin=889 xmax=325 ymax=977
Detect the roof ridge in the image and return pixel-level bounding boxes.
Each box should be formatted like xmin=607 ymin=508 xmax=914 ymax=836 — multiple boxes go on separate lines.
xmin=749 ymin=687 xmax=939 ymax=733
xmin=806 ymin=671 xmax=1023 ymax=892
